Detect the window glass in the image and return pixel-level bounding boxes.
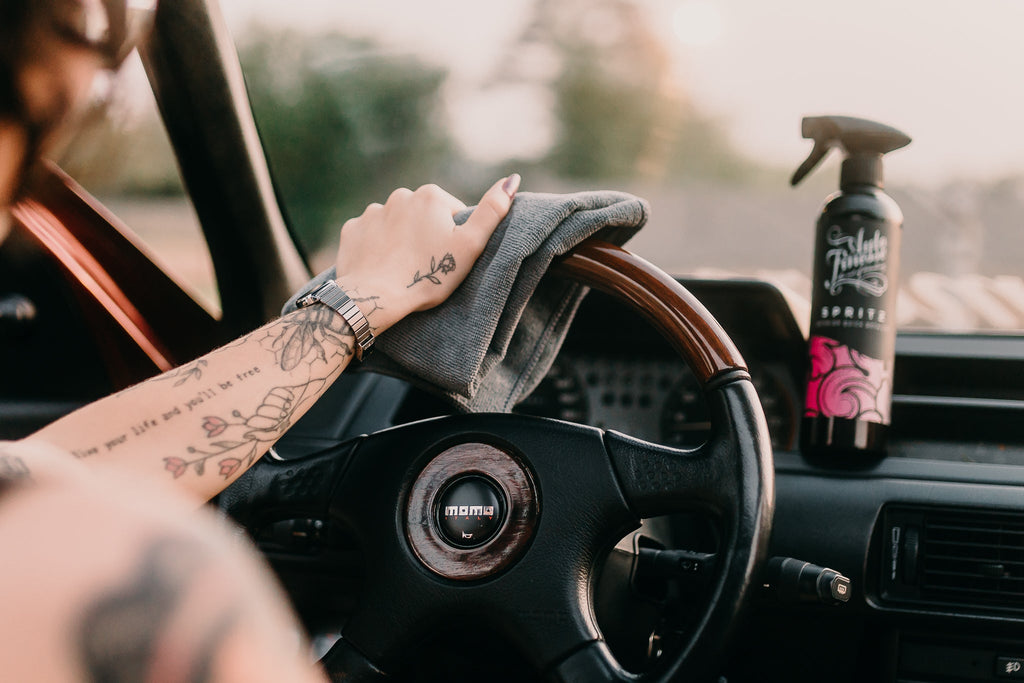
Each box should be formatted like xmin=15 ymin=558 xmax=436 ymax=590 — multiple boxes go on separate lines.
xmin=56 ymin=54 xmax=220 ymax=315
xmin=223 ymin=0 xmax=1024 ymax=333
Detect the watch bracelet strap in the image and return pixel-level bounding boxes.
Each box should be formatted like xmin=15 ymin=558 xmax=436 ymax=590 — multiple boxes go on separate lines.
xmin=296 ymin=281 xmax=374 ymax=361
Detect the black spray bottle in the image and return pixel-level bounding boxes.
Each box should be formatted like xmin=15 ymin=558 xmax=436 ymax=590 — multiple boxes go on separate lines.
xmin=791 ymin=115 xmax=911 ymax=461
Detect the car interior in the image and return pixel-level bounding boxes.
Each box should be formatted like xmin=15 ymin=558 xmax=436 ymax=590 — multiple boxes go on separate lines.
xmin=3 ymin=0 xmax=1024 ymax=681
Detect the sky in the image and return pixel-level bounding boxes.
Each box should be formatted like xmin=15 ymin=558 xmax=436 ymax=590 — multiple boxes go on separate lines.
xmin=214 ymin=0 xmax=1024 ymax=188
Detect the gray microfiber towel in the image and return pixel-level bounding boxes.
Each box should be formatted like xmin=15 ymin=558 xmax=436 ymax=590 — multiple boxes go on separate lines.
xmin=283 ymin=190 xmax=649 ymax=412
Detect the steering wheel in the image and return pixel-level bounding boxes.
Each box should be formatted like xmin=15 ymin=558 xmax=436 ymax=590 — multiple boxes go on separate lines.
xmin=220 ymin=240 xmax=774 ymax=682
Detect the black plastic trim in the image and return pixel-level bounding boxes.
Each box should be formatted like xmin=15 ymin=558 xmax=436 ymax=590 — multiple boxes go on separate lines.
xmin=141 ymin=0 xmax=309 ymax=332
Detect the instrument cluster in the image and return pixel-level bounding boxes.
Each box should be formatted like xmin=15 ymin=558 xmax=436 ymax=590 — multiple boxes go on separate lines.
xmin=514 ymin=354 xmax=799 ymax=451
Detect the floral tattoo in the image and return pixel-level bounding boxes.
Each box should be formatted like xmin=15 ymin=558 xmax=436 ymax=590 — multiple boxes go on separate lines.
xmin=162 ymin=307 xmax=355 ymax=482
xmin=163 ymin=386 xmax=298 ymax=480
xmin=407 ymin=252 xmax=456 ymax=288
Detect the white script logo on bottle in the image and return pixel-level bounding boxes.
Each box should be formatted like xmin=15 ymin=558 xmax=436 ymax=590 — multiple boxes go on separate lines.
xmin=824 ymin=226 xmax=889 ymax=297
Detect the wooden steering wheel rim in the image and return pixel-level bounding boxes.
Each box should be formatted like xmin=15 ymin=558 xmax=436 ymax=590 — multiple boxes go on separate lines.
xmin=552 ymin=239 xmax=748 ymax=386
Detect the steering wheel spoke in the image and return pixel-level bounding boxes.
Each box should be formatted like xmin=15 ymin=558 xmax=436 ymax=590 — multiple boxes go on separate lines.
xmin=605 ymin=375 xmax=770 ymax=520
xmin=320 ymin=635 xmax=391 ymax=682
xmin=548 ymin=640 xmax=638 ymax=682
xmin=218 ymin=440 xmax=357 ymax=527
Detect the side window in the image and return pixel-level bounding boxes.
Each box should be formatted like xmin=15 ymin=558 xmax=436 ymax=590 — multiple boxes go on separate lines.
xmin=55 ymin=55 xmax=219 ymax=315
xmin=0 ymin=55 xmax=218 ymax=437
xmin=224 ymin=0 xmax=1024 ymax=334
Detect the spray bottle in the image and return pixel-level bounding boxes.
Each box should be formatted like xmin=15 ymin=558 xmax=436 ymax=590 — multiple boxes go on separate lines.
xmin=791 ymin=115 xmax=911 ymax=461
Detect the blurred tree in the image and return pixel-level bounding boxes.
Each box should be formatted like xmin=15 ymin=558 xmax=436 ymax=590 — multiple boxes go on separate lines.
xmin=239 ymin=30 xmax=454 ymax=251
xmin=59 ymin=30 xmax=455 ymax=254
xmin=510 ymin=0 xmax=755 ymax=182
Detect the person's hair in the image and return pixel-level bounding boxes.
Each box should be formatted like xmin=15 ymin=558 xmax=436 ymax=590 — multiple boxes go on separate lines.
xmin=0 ymin=0 xmax=32 ymax=122
xmin=0 ymin=0 xmax=41 ymax=203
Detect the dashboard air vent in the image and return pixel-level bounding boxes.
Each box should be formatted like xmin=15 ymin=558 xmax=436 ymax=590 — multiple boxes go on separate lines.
xmin=880 ymin=506 xmax=1024 ymax=614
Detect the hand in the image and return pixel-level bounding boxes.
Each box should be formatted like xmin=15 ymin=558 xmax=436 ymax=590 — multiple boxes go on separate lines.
xmin=333 ymin=175 xmax=520 ymax=333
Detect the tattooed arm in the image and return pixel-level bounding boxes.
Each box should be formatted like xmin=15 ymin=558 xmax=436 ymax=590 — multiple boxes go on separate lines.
xmin=7 ymin=176 xmax=519 ymax=502
xmin=19 ymin=305 xmax=359 ymax=502
xmin=0 ymin=474 xmax=327 ymax=682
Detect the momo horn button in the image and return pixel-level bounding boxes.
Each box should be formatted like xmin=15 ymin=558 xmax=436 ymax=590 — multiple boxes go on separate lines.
xmin=435 ymin=475 xmax=506 ymax=549
xmin=406 ymin=443 xmax=536 ymax=580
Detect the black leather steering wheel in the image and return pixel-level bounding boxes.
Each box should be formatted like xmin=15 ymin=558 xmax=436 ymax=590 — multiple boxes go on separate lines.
xmin=220 ymin=240 xmax=774 ymax=682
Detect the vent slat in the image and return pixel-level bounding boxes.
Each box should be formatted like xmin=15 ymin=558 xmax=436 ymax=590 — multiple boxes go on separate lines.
xmin=925 ymin=548 xmax=1024 ymax=561
xmin=927 ymin=533 xmax=1024 ymax=540
xmin=925 ymin=544 xmax=1019 ymax=557
xmin=927 ymin=544 xmax=1024 ymax=553
xmin=924 ymin=568 xmax=1024 ymax=582
xmin=927 ymin=523 xmax=1024 ymax=535
xmin=925 ymin=560 xmax=1024 ymax=571
xmin=924 ymin=585 xmax=1024 ymax=600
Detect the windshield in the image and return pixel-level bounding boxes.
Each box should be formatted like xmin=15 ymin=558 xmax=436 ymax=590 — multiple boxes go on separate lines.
xmin=210 ymin=1 xmax=1024 ymax=333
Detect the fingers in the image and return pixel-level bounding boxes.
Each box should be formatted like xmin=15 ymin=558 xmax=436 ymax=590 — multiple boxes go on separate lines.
xmin=384 ymin=184 xmax=466 ymax=216
xmin=416 ymin=183 xmax=467 ymax=214
xmin=461 ymin=174 xmax=520 ymax=239
xmin=365 ymin=178 xmax=513 ymax=229
xmin=332 ymin=175 xmax=520 ymax=331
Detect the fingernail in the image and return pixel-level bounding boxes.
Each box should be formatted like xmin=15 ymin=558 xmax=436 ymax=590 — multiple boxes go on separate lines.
xmin=502 ymin=173 xmax=521 ymax=198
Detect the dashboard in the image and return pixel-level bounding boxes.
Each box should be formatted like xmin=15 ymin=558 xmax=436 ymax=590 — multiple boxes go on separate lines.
xmin=512 ymin=278 xmax=805 ymax=455
xmin=272 ymin=276 xmax=1024 ymax=683
xmin=514 ymin=355 xmax=798 ymax=451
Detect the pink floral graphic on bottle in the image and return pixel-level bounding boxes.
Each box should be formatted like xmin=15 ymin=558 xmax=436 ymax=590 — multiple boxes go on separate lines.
xmin=804 ymin=335 xmax=892 ymax=425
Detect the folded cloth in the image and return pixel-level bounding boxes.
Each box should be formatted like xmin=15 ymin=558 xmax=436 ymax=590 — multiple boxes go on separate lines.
xmin=283 ymin=190 xmax=649 ymax=412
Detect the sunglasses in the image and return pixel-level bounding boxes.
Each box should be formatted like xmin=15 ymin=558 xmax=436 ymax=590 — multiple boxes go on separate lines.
xmin=47 ymin=0 xmax=158 ymax=69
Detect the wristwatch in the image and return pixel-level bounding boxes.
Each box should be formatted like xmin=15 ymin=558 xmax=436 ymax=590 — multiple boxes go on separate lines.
xmin=295 ymin=280 xmax=375 ymax=361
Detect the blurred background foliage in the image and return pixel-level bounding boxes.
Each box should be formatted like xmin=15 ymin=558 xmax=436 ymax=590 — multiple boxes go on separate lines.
xmin=526 ymin=0 xmax=753 ymax=183
xmin=60 ymin=0 xmax=758 ymax=252
xmin=240 ymin=30 xmax=455 ymax=249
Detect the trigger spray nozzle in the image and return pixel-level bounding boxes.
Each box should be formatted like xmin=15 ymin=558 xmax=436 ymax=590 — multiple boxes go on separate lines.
xmin=791 ymin=115 xmax=911 ymax=189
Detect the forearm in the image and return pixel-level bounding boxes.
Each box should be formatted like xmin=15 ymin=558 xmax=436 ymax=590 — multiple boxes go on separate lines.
xmin=12 ymin=177 xmax=518 ymax=503
xmin=27 ymin=305 xmax=360 ymax=502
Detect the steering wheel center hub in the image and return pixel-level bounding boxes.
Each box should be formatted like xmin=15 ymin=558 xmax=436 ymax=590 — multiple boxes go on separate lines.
xmin=405 ymin=442 xmax=538 ymax=580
